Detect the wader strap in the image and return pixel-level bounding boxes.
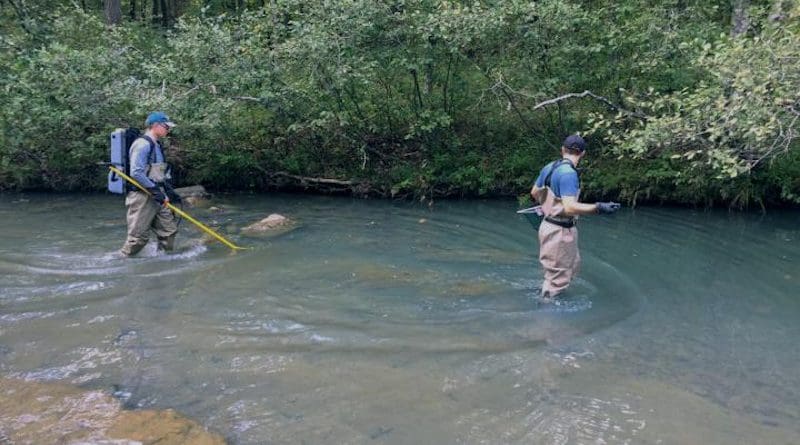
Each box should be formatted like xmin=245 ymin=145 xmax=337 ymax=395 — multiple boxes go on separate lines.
xmin=141 ymin=135 xmax=157 ymax=163
xmin=544 ymin=158 xmax=577 ymax=189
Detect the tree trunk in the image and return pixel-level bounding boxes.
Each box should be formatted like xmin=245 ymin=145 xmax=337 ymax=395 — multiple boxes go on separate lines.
xmin=152 ymin=0 xmax=159 ymax=25
xmin=160 ymin=0 xmax=168 ymax=26
xmin=731 ymin=0 xmax=750 ymax=37
xmin=129 ymin=0 xmax=136 ymax=20
xmin=104 ymin=0 xmax=122 ymax=25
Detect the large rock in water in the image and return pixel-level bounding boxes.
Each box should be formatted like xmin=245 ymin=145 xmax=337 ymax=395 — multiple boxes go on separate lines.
xmin=0 ymin=376 xmax=226 ymax=444
xmin=173 ymin=185 xmax=211 ymax=207
xmin=242 ymin=213 xmax=297 ymax=236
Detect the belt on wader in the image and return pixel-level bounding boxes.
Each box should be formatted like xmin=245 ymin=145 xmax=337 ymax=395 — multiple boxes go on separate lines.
xmin=544 ymin=217 xmax=576 ymax=228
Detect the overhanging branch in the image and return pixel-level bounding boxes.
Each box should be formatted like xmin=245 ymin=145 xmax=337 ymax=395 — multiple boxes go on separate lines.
xmin=531 ymin=90 xmax=648 ymax=120
xmin=491 ymin=76 xmax=649 ymax=120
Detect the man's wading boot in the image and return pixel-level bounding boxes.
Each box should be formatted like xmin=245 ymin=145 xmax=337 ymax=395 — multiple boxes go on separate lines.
xmin=157 ymin=234 xmax=176 ymax=252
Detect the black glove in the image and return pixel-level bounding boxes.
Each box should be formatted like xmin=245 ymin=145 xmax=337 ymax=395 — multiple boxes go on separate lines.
xmin=164 ymin=182 xmax=182 ymax=204
xmin=147 ymin=186 xmax=167 ymax=205
xmin=596 ymin=202 xmax=621 ymax=214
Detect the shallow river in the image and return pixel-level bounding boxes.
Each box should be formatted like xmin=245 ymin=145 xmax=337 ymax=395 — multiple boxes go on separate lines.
xmin=1 ymin=193 xmax=798 ymax=444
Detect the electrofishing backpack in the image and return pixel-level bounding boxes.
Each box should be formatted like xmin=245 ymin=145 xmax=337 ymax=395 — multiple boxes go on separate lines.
xmin=107 ymin=128 xmax=155 ymax=194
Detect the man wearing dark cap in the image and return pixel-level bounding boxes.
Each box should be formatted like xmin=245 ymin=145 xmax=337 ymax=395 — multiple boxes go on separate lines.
xmin=120 ymin=112 xmax=182 ymax=256
xmin=530 ymin=134 xmax=620 ymax=299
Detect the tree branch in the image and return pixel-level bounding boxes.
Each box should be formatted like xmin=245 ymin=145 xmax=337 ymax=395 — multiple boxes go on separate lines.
xmin=530 ymin=90 xmax=649 ymax=120
xmin=489 ymin=74 xmax=649 ymax=121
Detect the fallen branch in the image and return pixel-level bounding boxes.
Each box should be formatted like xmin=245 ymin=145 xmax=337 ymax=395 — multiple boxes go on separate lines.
xmin=267 ymin=171 xmax=378 ymax=197
xmin=271 ymin=171 xmax=354 ymax=186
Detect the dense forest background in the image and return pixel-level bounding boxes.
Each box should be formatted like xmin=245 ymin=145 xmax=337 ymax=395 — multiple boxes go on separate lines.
xmin=1 ymin=0 xmax=798 ymax=207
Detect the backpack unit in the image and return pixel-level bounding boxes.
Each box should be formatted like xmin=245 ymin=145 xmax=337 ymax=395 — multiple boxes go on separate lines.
xmin=107 ymin=128 xmax=155 ymax=194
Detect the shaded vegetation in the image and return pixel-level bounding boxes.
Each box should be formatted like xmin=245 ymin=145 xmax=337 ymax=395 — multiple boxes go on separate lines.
xmin=1 ymin=0 xmax=798 ymax=207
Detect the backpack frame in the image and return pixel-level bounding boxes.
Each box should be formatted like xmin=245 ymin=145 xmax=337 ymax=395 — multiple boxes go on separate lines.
xmin=108 ymin=128 xmax=155 ymax=194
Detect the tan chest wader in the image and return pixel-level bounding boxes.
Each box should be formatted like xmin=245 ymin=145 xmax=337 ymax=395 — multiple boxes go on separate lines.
xmin=538 ymin=160 xmax=581 ymax=298
xmin=120 ymin=137 xmax=179 ymax=256
xmin=147 ymin=161 xmax=169 ymax=184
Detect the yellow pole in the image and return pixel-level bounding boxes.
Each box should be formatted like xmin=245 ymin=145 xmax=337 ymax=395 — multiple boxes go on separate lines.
xmin=109 ymin=165 xmax=247 ymax=251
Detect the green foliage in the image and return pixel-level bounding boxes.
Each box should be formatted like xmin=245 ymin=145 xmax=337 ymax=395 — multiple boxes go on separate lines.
xmin=0 ymin=9 xmax=154 ymax=189
xmin=589 ymin=4 xmax=800 ymax=205
xmin=0 ymin=1 xmax=798 ymax=207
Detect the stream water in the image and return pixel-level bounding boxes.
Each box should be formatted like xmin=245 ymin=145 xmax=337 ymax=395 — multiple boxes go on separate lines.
xmin=1 ymin=193 xmax=798 ymax=444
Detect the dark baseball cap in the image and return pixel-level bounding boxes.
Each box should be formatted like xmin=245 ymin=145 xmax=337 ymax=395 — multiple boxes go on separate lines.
xmin=563 ymin=134 xmax=586 ymax=152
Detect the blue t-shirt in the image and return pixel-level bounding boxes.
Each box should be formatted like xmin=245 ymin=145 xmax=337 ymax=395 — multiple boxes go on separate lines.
xmin=534 ymin=160 xmax=579 ymax=198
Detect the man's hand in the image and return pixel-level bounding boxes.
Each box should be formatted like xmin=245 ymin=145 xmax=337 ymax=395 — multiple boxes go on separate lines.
xmin=596 ymin=202 xmax=621 ymax=214
xmin=147 ymin=187 xmax=168 ymax=206
xmin=164 ymin=183 xmax=182 ymax=204
xmin=166 ymin=190 xmax=182 ymax=204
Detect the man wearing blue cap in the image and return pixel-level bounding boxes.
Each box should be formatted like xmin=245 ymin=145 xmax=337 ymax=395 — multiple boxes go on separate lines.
xmin=120 ymin=112 xmax=182 ymax=256
xmin=530 ymin=134 xmax=620 ymax=299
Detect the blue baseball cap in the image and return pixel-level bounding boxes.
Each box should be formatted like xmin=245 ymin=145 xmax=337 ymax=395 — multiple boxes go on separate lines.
xmin=563 ymin=134 xmax=586 ymax=152
xmin=145 ymin=111 xmax=176 ymax=128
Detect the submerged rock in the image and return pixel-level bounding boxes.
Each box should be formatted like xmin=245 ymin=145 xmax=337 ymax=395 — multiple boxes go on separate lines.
xmin=173 ymin=185 xmax=208 ymax=198
xmin=110 ymin=409 xmax=224 ymax=445
xmin=173 ymin=185 xmax=211 ymax=208
xmin=184 ymin=196 xmax=209 ymax=207
xmin=242 ymin=213 xmax=297 ymax=236
xmin=0 ymin=376 xmax=226 ymax=445
xmin=444 ymin=279 xmax=508 ymax=297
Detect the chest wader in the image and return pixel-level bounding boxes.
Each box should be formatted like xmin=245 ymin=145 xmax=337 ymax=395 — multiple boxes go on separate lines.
xmin=148 ymin=163 xmax=168 ymax=184
xmin=120 ymin=139 xmax=179 ymax=256
xmin=538 ymin=159 xmax=581 ymax=298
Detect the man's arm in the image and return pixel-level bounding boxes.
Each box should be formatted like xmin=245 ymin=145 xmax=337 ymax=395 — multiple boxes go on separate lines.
xmin=554 ymin=168 xmax=596 ymax=216
xmin=530 ymin=184 xmax=547 ymax=204
xmin=561 ymin=196 xmax=598 ymax=216
xmin=129 ymin=140 xmax=168 ymax=205
xmin=530 ymin=165 xmax=549 ymax=204
xmin=129 ymin=140 xmax=156 ymax=189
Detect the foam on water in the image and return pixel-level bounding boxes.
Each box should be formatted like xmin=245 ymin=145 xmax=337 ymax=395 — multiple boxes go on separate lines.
xmin=535 ymin=295 xmax=594 ymax=313
xmin=10 ymin=347 xmax=124 ymax=383
xmin=132 ymin=241 xmax=208 ymax=261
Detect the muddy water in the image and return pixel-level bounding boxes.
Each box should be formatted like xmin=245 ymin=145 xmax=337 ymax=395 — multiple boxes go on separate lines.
xmin=1 ymin=193 xmax=798 ymax=444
